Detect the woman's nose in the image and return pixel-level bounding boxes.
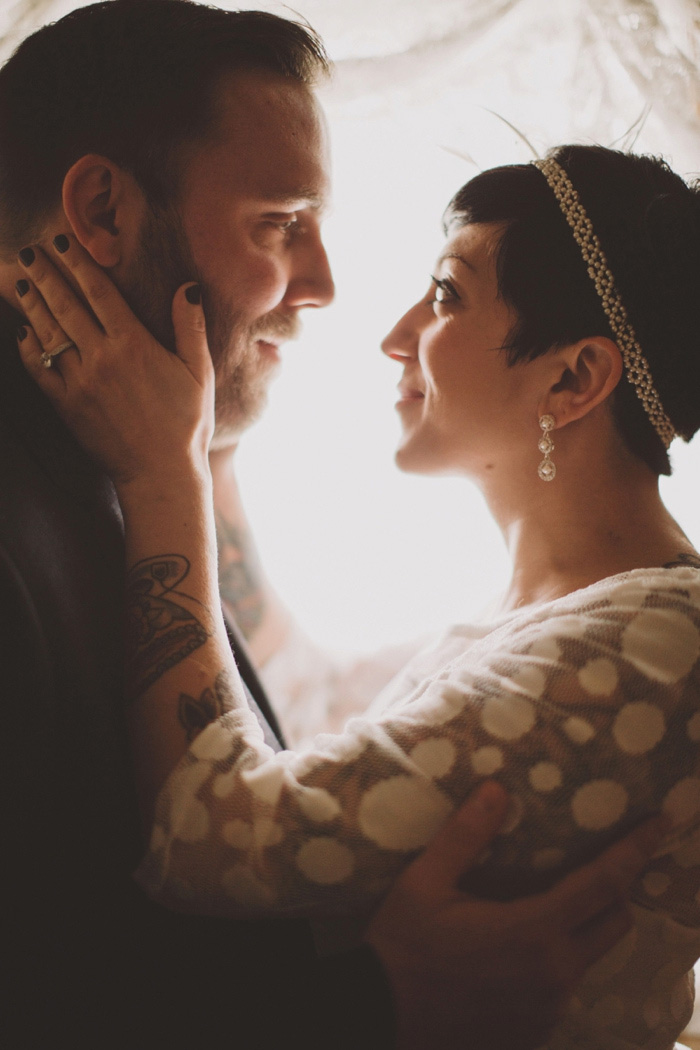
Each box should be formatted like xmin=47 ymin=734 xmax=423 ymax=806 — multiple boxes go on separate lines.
xmin=381 ymin=301 xmax=422 ymax=361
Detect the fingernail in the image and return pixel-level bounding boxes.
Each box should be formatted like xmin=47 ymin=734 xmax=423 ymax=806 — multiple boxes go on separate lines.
xmin=16 ymin=325 xmax=27 ymax=342
xmin=18 ymin=247 xmax=35 ymax=266
xmin=53 ymin=234 xmax=69 ymax=254
xmin=185 ymin=284 xmax=201 ymax=305
xmin=16 ymin=279 xmax=29 ymax=297
xmin=473 ymin=780 xmax=507 ymax=815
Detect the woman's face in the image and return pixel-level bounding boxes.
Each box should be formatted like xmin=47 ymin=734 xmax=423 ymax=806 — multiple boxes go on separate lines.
xmin=382 ymin=221 xmax=543 ymax=479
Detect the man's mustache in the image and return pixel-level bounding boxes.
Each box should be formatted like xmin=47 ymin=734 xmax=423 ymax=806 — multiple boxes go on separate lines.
xmin=250 ymin=314 xmax=301 ymax=342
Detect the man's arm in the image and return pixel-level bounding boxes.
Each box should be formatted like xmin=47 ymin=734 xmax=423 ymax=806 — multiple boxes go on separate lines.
xmin=210 ymin=445 xmax=293 ymax=666
xmin=211 ymin=446 xmax=421 ymax=747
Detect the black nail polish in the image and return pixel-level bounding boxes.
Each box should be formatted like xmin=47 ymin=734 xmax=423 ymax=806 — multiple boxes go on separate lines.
xmin=53 ymin=234 xmax=69 ymax=254
xmin=16 ymin=279 xmax=29 ymax=297
xmin=16 ymin=325 xmax=27 ymax=342
xmin=18 ymin=247 xmax=35 ymax=266
xmin=185 ymin=284 xmax=201 ymax=305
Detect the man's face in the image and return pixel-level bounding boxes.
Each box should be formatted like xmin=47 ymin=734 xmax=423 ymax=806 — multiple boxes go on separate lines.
xmin=126 ymin=70 xmax=334 ymax=446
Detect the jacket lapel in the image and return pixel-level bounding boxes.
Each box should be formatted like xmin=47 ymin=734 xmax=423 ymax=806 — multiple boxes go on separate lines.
xmin=222 ymin=610 xmax=286 ymax=751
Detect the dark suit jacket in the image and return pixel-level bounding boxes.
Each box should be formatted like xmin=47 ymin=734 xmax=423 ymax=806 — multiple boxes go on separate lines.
xmin=0 ymin=317 xmax=393 ymax=1049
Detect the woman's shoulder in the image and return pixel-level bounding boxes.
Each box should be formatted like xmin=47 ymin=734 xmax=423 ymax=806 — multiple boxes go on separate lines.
xmin=432 ymin=564 xmax=700 ymax=666
xmin=560 ymin=562 xmax=700 ymax=607
xmin=479 ymin=565 xmax=700 ymax=693
xmin=442 ymin=567 xmax=700 ymax=898
xmin=495 ymin=564 xmax=700 ymax=648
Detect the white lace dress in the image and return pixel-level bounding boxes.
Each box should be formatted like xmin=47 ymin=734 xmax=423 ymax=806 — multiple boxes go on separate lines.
xmin=137 ymin=566 xmax=700 ymax=1049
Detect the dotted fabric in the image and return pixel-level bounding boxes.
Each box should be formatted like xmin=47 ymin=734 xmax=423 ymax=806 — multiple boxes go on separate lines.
xmin=137 ymin=567 xmax=700 ymax=1049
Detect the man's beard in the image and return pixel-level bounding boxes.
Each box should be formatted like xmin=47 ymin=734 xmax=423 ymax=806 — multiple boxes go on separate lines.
xmin=120 ymin=199 xmax=296 ymax=444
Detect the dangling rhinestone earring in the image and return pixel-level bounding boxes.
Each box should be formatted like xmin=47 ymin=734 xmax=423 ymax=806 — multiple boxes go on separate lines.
xmin=538 ymin=415 xmax=556 ymax=481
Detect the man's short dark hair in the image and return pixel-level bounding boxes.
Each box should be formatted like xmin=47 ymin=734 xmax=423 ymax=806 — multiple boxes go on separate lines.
xmin=0 ymin=0 xmax=329 ymax=253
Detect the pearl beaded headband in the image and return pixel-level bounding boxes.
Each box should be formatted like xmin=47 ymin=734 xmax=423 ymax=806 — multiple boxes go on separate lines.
xmin=532 ymin=156 xmax=675 ymax=449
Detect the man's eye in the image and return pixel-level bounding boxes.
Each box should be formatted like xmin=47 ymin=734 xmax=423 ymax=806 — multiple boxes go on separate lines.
xmin=428 ymin=275 xmax=459 ymax=306
xmin=267 ymin=217 xmax=300 ymax=234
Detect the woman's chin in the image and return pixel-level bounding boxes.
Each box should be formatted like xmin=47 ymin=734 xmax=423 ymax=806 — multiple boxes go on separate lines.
xmin=394 ymin=438 xmax=449 ymax=476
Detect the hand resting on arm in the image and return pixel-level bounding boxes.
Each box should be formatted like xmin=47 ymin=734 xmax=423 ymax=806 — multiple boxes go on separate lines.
xmin=16 ymin=239 xmax=668 ymax=1050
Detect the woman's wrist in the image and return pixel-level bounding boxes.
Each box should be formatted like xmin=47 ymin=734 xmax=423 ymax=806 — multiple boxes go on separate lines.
xmin=115 ymin=456 xmax=213 ymax=513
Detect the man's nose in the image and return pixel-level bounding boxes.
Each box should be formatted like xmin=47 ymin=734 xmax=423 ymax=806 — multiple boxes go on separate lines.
xmin=381 ymin=301 xmax=422 ymax=361
xmin=285 ymin=234 xmax=335 ymax=309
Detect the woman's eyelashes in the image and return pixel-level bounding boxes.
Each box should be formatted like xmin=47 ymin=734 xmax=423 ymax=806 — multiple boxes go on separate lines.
xmin=428 ymin=275 xmax=460 ymax=308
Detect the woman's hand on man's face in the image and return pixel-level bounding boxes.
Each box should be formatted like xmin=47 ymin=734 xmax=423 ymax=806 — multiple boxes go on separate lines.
xmin=16 ymin=235 xmax=214 ymax=493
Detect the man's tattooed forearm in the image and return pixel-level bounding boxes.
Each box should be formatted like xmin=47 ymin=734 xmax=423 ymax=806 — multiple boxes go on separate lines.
xmin=215 ymin=514 xmax=265 ymax=639
xmin=178 ymin=669 xmax=236 ymax=741
xmin=126 ymin=555 xmax=209 ymax=699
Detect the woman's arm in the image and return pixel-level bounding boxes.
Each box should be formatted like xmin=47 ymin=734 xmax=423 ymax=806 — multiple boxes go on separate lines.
xmin=16 ymin=240 xmax=260 ymax=825
xmin=18 ymin=241 xmax=694 ymax=925
xmin=117 ymin=473 xmax=247 ymax=823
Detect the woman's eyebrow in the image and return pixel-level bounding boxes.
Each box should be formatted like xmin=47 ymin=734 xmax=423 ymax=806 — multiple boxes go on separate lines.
xmin=438 ymin=251 xmax=478 ymax=273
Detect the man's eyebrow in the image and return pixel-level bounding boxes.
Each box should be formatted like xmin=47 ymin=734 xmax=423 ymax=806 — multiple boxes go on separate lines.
xmin=262 ymin=190 xmax=327 ymax=211
xmin=438 ymin=252 xmax=478 ymax=273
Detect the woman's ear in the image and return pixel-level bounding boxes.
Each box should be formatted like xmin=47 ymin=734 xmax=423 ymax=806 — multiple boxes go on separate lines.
xmin=61 ymin=155 xmax=144 ymax=268
xmin=539 ymin=337 xmax=624 ymax=427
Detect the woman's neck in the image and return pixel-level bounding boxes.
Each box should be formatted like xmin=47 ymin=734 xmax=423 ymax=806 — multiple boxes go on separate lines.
xmin=484 ymin=438 xmax=696 ymax=615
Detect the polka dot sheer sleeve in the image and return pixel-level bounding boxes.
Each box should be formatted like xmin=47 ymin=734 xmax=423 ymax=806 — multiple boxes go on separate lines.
xmin=137 ymin=568 xmax=700 ymax=1046
xmin=138 ymin=568 xmax=700 ymax=915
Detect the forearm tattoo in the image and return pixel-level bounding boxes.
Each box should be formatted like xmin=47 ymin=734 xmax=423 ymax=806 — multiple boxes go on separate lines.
xmin=178 ymin=669 xmax=236 ymax=741
xmin=126 ymin=555 xmax=209 ymax=698
xmin=215 ymin=513 xmax=265 ymax=639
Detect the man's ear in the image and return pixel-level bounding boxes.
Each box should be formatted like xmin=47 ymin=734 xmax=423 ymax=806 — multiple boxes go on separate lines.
xmin=539 ymin=337 xmax=624 ymax=427
xmin=62 ymin=155 xmax=143 ymax=268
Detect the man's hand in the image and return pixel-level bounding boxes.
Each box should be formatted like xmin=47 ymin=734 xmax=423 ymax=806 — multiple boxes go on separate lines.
xmin=366 ymin=781 xmax=666 ymax=1050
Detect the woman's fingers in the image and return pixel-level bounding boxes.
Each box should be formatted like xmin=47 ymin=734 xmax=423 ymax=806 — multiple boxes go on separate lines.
xmin=17 ymin=324 xmax=67 ymax=397
xmin=17 ymin=243 xmax=106 ymax=357
xmin=14 ymin=270 xmax=82 ymax=375
xmin=172 ymin=283 xmax=214 ymax=385
xmin=19 ymin=235 xmax=142 ymax=343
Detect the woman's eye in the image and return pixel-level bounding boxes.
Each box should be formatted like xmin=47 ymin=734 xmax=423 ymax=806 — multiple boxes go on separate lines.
xmin=428 ymin=275 xmax=459 ymax=307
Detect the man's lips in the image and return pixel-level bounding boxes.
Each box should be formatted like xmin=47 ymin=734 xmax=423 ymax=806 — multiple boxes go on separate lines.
xmin=255 ymin=339 xmax=282 ymax=359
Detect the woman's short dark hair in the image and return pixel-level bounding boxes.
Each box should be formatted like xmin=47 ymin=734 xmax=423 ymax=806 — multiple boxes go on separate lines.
xmin=444 ymin=145 xmax=700 ymax=475
xmin=0 ymin=0 xmax=329 ymax=253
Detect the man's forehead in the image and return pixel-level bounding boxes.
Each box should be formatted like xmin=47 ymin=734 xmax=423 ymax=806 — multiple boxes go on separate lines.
xmin=199 ymin=70 xmax=331 ymax=206
xmin=210 ymin=69 xmax=325 ymax=146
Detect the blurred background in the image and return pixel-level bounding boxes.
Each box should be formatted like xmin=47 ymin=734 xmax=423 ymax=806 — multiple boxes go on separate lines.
xmin=2 ymin=0 xmax=699 ymax=656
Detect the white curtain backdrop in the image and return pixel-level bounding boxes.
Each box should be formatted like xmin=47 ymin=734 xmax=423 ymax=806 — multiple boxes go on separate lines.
xmin=1 ymin=0 xmax=699 ymax=652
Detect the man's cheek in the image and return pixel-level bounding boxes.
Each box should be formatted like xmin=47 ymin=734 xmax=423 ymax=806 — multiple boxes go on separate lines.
xmin=237 ymin=255 xmax=288 ymax=309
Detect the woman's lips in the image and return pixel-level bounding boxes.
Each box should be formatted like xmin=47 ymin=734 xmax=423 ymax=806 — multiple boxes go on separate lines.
xmin=396 ymin=387 xmax=424 ymax=407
